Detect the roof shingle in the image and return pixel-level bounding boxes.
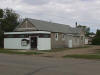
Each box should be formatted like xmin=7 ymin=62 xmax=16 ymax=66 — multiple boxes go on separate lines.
xmin=27 ymin=18 xmax=80 ymax=34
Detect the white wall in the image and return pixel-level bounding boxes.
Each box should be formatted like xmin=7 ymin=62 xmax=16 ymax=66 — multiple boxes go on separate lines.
xmin=37 ymin=38 xmax=51 ymax=50
xmin=4 ymin=38 xmax=51 ymax=50
xmin=4 ymin=38 xmax=30 ymax=50
xmin=68 ymin=40 xmax=73 ymax=48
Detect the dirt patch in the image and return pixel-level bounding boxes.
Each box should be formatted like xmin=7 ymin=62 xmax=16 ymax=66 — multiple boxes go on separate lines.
xmin=39 ymin=45 xmax=100 ymax=58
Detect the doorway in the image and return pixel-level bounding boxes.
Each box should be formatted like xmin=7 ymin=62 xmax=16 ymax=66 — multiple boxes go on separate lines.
xmin=30 ymin=37 xmax=37 ymax=49
xmin=68 ymin=40 xmax=72 ymax=48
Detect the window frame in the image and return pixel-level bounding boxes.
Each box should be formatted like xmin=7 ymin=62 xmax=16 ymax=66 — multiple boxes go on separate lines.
xmin=55 ymin=33 xmax=58 ymax=41
xmin=62 ymin=34 xmax=65 ymax=40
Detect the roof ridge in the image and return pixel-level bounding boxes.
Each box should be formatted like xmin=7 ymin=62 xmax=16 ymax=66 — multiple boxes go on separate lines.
xmin=27 ymin=18 xmax=71 ymax=27
xmin=23 ymin=18 xmax=80 ymax=34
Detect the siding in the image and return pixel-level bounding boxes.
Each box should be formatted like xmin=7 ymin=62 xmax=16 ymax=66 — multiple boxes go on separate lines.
xmin=15 ymin=20 xmax=37 ymax=31
xmin=51 ymin=33 xmax=66 ymax=49
xmin=4 ymin=38 xmax=30 ymax=49
xmin=51 ymin=32 xmax=85 ymax=49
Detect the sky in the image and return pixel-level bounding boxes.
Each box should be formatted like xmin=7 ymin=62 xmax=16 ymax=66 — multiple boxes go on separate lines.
xmin=0 ymin=0 xmax=100 ymax=33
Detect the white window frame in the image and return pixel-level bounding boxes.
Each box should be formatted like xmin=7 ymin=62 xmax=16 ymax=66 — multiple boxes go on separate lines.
xmin=62 ymin=34 xmax=65 ymax=40
xmin=55 ymin=33 xmax=58 ymax=40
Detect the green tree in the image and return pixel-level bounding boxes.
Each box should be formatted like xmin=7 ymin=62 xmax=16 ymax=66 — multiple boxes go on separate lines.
xmin=0 ymin=8 xmax=19 ymax=48
xmin=2 ymin=8 xmax=19 ymax=32
xmin=0 ymin=9 xmax=4 ymax=48
xmin=77 ymin=25 xmax=90 ymax=36
xmin=0 ymin=9 xmax=3 ymax=18
xmin=92 ymin=30 xmax=100 ymax=45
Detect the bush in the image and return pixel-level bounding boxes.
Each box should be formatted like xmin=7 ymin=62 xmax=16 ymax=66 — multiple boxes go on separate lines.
xmin=92 ymin=30 xmax=100 ymax=45
xmin=92 ymin=37 xmax=100 ymax=45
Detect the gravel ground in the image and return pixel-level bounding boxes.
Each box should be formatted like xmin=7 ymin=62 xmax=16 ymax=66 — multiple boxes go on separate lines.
xmin=39 ymin=45 xmax=100 ymax=57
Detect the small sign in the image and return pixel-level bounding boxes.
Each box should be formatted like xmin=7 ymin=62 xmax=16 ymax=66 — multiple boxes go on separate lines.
xmin=21 ymin=39 xmax=29 ymax=46
xmin=22 ymin=41 xmax=27 ymax=46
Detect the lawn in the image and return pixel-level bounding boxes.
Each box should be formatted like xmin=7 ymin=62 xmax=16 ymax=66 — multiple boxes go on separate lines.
xmin=63 ymin=54 xmax=100 ymax=59
xmin=40 ymin=45 xmax=90 ymax=52
xmin=63 ymin=46 xmax=100 ymax=59
xmin=0 ymin=49 xmax=43 ymax=55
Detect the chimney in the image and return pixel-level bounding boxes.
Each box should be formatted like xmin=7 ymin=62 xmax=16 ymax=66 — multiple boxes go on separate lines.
xmin=75 ymin=22 xmax=78 ymax=27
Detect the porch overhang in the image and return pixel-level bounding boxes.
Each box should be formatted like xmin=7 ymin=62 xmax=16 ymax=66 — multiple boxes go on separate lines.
xmin=4 ymin=31 xmax=51 ymax=35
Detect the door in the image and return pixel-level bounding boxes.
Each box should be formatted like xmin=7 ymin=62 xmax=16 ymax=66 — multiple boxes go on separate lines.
xmin=31 ymin=37 xmax=37 ymax=49
xmin=68 ymin=40 xmax=72 ymax=48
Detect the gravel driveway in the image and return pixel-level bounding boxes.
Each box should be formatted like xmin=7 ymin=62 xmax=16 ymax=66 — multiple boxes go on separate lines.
xmin=40 ymin=45 xmax=100 ymax=57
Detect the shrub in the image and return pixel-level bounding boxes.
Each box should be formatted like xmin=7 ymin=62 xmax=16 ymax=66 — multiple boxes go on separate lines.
xmin=92 ymin=30 xmax=100 ymax=45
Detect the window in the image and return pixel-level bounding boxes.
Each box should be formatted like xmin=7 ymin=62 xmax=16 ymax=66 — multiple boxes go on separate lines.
xmin=55 ymin=33 xmax=58 ymax=40
xmin=62 ymin=34 xmax=65 ymax=40
xmin=4 ymin=34 xmax=14 ymax=38
xmin=39 ymin=34 xmax=50 ymax=38
xmin=19 ymin=35 xmax=25 ymax=38
xmin=81 ymin=36 xmax=83 ymax=40
xmin=4 ymin=34 xmax=26 ymax=38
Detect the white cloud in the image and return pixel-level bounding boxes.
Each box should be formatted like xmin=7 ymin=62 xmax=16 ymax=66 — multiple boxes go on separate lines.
xmin=0 ymin=0 xmax=100 ymax=32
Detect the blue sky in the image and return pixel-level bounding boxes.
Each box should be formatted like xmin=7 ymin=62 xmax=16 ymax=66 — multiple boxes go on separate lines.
xmin=0 ymin=0 xmax=100 ymax=32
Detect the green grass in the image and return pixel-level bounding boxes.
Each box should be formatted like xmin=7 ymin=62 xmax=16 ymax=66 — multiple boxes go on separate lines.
xmin=0 ymin=49 xmax=43 ymax=55
xmin=40 ymin=46 xmax=90 ymax=53
xmin=0 ymin=45 xmax=91 ymax=55
xmin=63 ymin=54 xmax=100 ymax=59
xmin=95 ymin=49 xmax=100 ymax=54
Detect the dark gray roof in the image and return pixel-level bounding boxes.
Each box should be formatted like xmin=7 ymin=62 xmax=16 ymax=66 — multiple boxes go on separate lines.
xmin=27 ymin=18 xmax=80 ymax=34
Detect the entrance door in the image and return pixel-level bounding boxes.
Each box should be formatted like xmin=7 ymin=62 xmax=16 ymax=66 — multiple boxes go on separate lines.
xmin=68 ymin=40 xmax=72 ymax=48
xmin=31 ymin=37 xmax=37 ymax=49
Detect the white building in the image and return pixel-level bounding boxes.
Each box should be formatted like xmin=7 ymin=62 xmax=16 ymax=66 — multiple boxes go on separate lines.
xmin=4 ymin=18 xmax=85 ymax=50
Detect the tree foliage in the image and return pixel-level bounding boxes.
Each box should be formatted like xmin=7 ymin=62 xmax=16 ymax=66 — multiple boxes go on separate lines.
xmin=0 ymin=9 xmax=3 ymax=18
xmin=0 ymin=8 xmax=4 ymax=48
xmin=92 ymin=30 xmax=100 ymax=45
xmin=1 ymin=8 xmax=19 ymax=32
xmin=0 ymin=8 xmax=19 ymax=48
xmin=77 ymin=25 xmax=91 ymax=37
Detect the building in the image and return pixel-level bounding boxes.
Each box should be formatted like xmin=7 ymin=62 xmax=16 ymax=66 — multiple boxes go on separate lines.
xmin=88 ymin=34 xmax=95 ymax=44
xmin=4 ymin=18 xmax=85 ymax=50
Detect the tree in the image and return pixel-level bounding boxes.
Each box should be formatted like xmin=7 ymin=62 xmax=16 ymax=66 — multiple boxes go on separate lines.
xmin=0 ymin=8 xmax=19 ymax=48
xmin=1 ymin=8 xmax=19 ymax=32
xmin=0 ymin=9 xmax=3 ymax=31
xmin=92 ymin=30 xmax=100 ymax=45
xmin=77 ymin=25 xmax=90 ymax=37
xmin=0 ymin=9 xmax=4 ymax=48
xmin=0 ymin=9 xmax=3 ymax=18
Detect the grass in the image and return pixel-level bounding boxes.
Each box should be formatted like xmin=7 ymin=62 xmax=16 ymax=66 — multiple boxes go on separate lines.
xmin=0 ymin=45 xmax=91 ymax=56
xmin=95 ymin=49 xmax=100 ymax=54
xmin=0 ymin=49 xmax=43 ymax=55
xmin=40 ymin=45 xmax=90 ymax=53
xmin=63 ymin=54 xmax=100 ymax=59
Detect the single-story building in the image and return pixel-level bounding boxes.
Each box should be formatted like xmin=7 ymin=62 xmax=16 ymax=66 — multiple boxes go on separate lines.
xmin=85 ymin=37 xmax=89 ymax=45
xmin=4 ymin=18 xmax=85 ymax=50
xmin=88 ymin=34 xmax=95 ymax=44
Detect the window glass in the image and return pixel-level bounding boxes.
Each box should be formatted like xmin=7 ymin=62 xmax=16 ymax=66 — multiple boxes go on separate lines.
xmin=39 ymin=34 xmax=50 ymax=38
xmin=4 ymin=34 xmax=50 ymax=38
xmin=4 ymin=34 xmax=26 ymax=38
xmin=55 ymin=33 xmax=58 ymax=40
xmin=62 ymin=34 xmax=65 ymax=40
xmin=81 ymin=36 xmax=83 ymax=40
